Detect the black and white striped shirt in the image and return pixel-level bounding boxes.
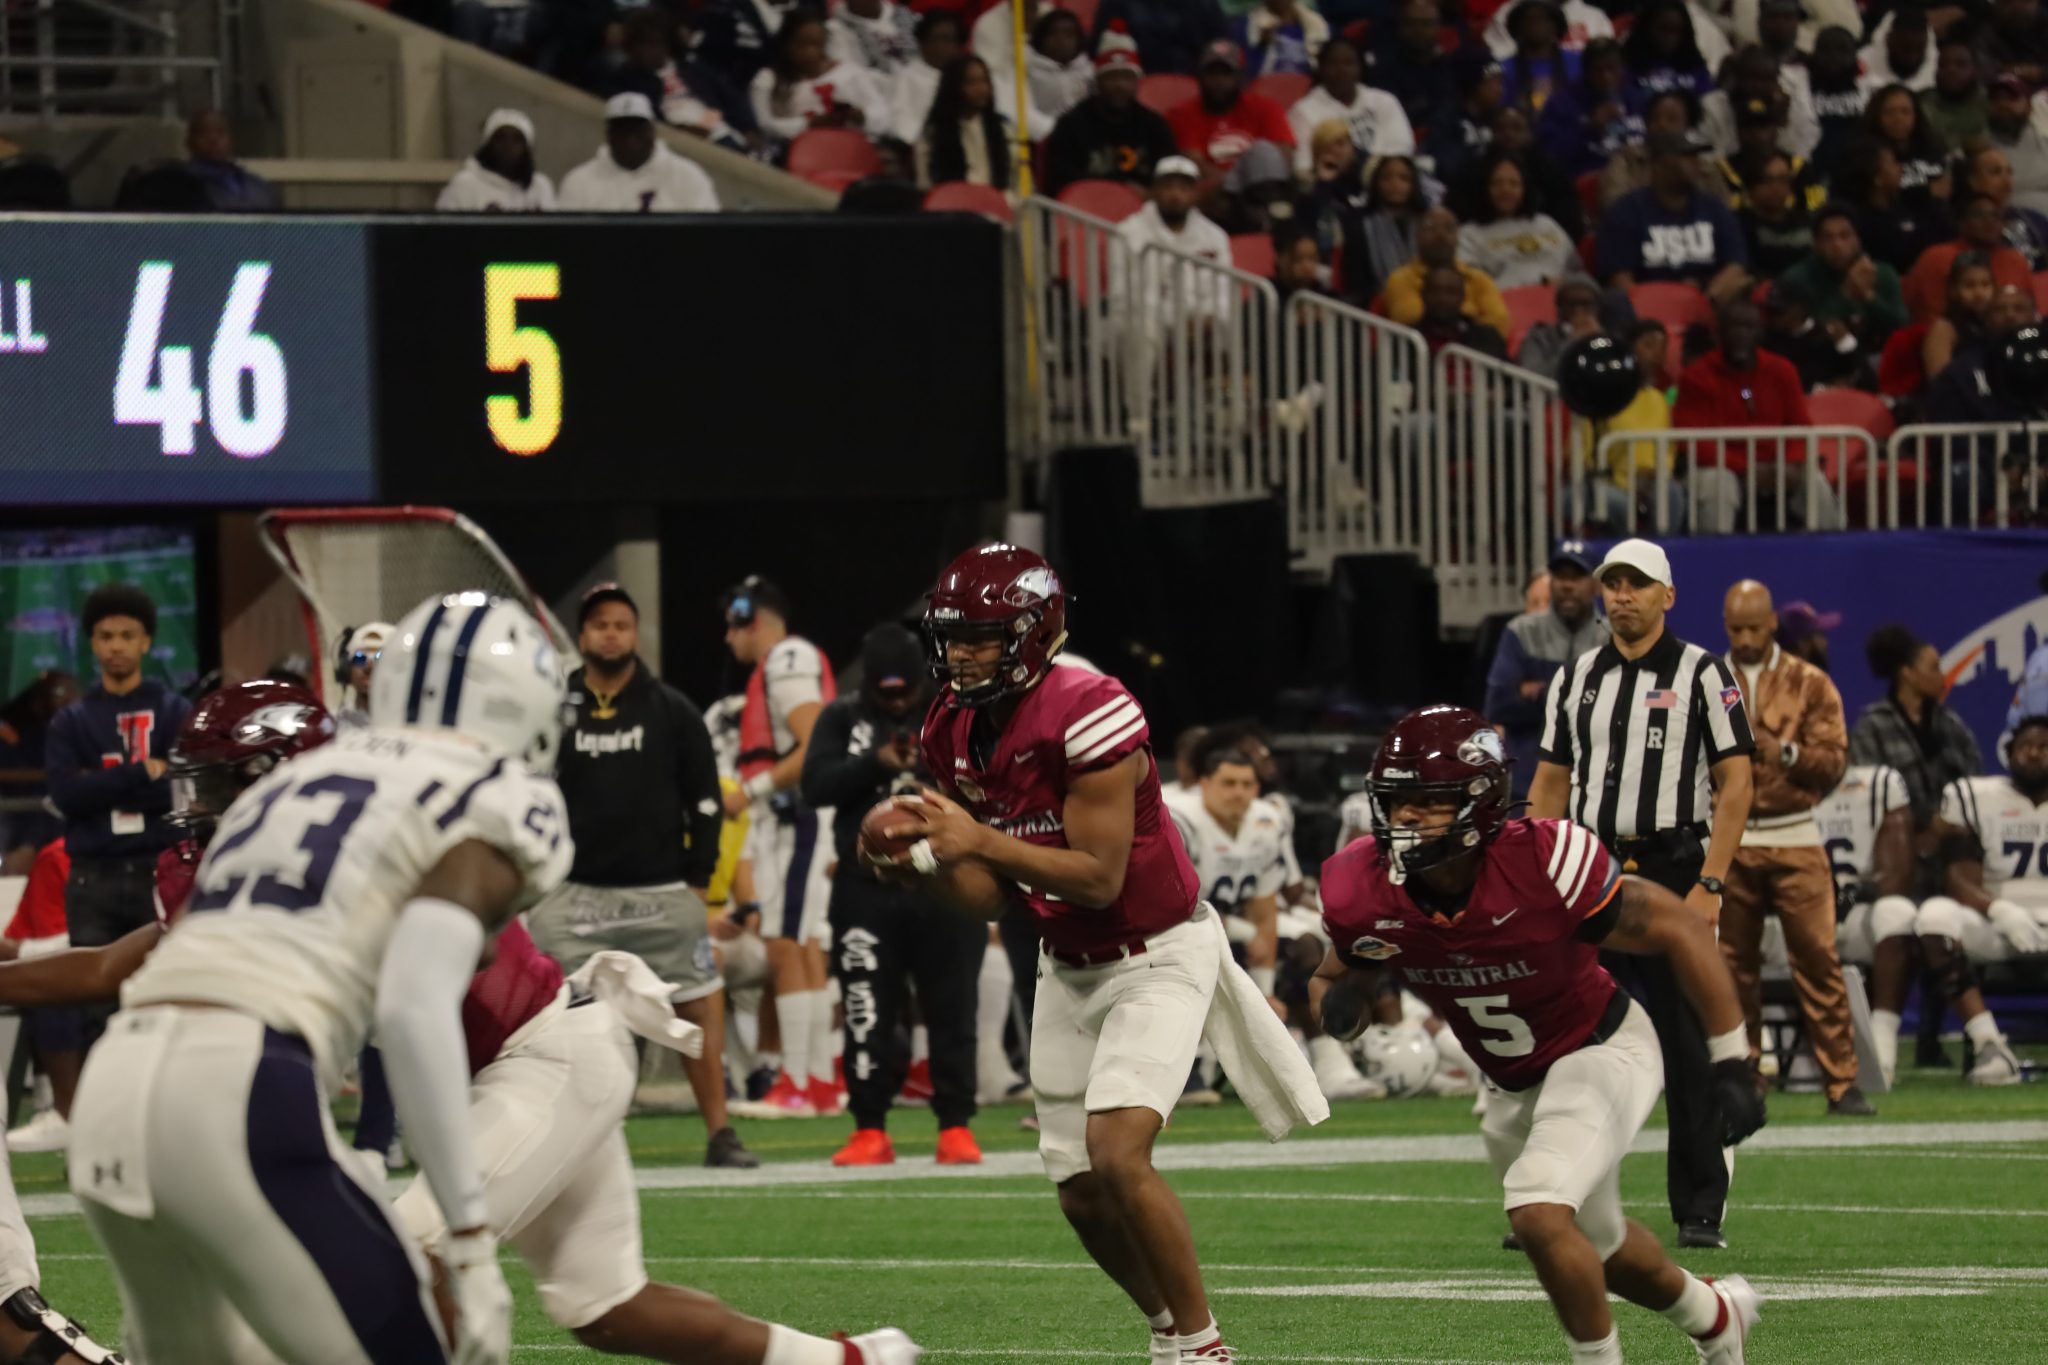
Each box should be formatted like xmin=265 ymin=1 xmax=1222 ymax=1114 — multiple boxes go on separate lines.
xmin=1538 ymin=629 xmax=1755 ymax=841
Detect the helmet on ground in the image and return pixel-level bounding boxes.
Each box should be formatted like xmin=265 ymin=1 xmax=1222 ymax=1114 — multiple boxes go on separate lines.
xmin=922 ymin=544 xmax=1068 ymax=707
xmin=371 ymin=592 xmax=567 ymax=770
xmin=1356 ymin=1023 xmax=1440 ymax=1098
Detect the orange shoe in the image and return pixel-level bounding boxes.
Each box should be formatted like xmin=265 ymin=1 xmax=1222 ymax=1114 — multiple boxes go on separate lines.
xmin=832 ymin=1128 xmax=896 ymax=1166
xmin=762 ymin=1072 xmax=816 ymax=1118
xmin=935 ymin=1126 xmax=982 ymax=1165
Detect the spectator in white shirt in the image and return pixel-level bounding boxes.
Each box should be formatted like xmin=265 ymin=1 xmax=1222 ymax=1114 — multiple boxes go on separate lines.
xmin=437 ymin=107 xmax=556 ymax=211
xmin=827 ymin=0 xmax=918 ymax=88
xmin=1288 ymin=36 xmax=1416 ymax=183
xmin=1027 ymin=8 xmax=1094 ymax=124
xmin=558 ymin=92 xmax=723 ymax=211
xmin=973 ymin=0 xmax=1053 ymax=81
xmin=889 ymin=11 xmax=966 ymax=142
xmin=750 ymin=7 xmax=890 ymax=143
xmin=1114 ymin=154 xmax=1235 ymax=324
xmin=1455 ymin=148 xmax=1582 ymax=287
xmin=1860 ymin=5 xmax=1936 ymax=94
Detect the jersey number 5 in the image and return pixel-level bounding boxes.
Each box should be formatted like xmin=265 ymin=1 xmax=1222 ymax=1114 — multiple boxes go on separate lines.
xmin=1453 ymin=994 xmax=1536 ymax=1058
xmin=189 ymin=775 xmax=377 ymax=914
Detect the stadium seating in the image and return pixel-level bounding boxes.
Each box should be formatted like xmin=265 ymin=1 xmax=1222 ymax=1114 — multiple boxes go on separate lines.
xmin=924 ymin=182 xmax=1015 ymax=222
xmin=1501 ymin=284 xmax=1557 ymax=358
xmin=1230 ymin=232 xmax=1275 ymax=279
xmin=1250 ymin=73 xmax=1313 ymax=107
xmin=811 ymin=168 xmax=869 ymax=196
xmin=1056 ymin=177 xmax=1145 ymax=222
xmin=1576 ymin=171 xmax=1602 ymax=226
xmin=1808 ymin=389 xmax=1897 ymax=482
xmin=1137 ymin=74 xmax=1198 ymax=115
xmin=1629 ymin=281 xmax=1715 ymax=339
xmin=788 ymin=128 xmax=880 ymax=183
xmin=2034 ymin=270 xmax=2048 ymax=315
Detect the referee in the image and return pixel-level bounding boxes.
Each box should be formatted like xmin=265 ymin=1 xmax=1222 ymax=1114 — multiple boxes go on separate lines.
xmin=1530 ymin=538 xmax=1757 ymax=1250
xmin=529 ymin=583 xmax=759 ymax=1169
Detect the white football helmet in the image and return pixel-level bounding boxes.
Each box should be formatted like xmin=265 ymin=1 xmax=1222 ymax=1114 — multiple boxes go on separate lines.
xmin=1356 ymin=1022 xmax=1440 ymax=1098
xmin=371 ymin=592 xmax=567 ymax=770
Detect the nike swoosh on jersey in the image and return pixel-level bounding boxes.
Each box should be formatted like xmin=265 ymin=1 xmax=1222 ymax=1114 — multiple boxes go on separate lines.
xmin=1491 ymin=910 xmax=1519 ymax=925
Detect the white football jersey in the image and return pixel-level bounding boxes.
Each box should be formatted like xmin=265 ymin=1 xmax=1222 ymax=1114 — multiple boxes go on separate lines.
xmin=124 ymin=728 xmax=572 ymax=1087
xmin=1814 ymin=764 xmax=1910 ymax=898
xmin=1171 ymin=798 xmax=1289 ymax=914
xmin=1941 ymin=774 xmax=2048 ymax=911
xmin=1336 ymin=791 xmax=1374 ymax=855
xmin=1259 ymin=792 xmax=1304 ymax=888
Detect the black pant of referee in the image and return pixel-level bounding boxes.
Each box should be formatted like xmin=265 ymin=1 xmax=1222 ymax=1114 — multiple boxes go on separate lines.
xmin=1605 ymin=825 xmax=1729 ymax=1235
xmin=831 ymin=871 xmax=985 ymax=1133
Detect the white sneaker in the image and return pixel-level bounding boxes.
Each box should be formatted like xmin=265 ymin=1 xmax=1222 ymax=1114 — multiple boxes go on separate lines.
xmin=844 ymin=1327 xmax=921 ymax=1365
xmin=1967 ymin=1037 xmax=2024 ymax=1086
xmin=6 ymin=1109 xmax=67 ymax=1153
xmin=1692 ymin=1274 xmax=1761 ymax=1364
xmin=1150 ymin=1329 xmax=1178 ymax=1364
xmin=1310 ymin=1038 xmax=1386 ymax=1101
xmin=1178 ymin=1341 xmax=1235 ymax=1363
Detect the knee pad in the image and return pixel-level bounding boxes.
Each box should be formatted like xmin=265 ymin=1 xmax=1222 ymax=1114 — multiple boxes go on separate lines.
xmin=1870 ymin=895 xmax=1919 ymax=944
xmin=1915 ymin=896 xmax=1969 ymax=942
xmin=2 ymin=1288 xmax=120 ymax=1365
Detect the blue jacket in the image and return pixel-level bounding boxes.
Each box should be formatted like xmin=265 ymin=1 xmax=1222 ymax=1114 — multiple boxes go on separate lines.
xmin=1484 ymin=609 xmax=1610 ymax=796
xmin=46 ymin=681 xmax=191 ymax=858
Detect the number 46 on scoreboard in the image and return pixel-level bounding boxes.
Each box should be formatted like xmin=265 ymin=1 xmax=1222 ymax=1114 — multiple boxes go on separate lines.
xmin=115 ymin=261 xmax=287 ymax=458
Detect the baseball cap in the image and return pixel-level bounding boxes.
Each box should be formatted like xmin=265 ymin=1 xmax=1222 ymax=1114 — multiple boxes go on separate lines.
xmin=605 ymin=91 xmax=656 ymax=122
xmin=1199 ymin=39 xmax=1243 ymax=71
xmin=1777 ymin=600 xmax=1842 ymax=647
xmin=1594 ymin=537 xmax=1673 ymax=587
xmin=1548 ymin=541 xmax=1595 ymax=574
xmin=579 ymin=581 xmax=639 ymax=626
xmin=1154 ymin=155 xmax=1201 ymax=182
xmin=1096 ymin=21 xmax=1143 ymax=76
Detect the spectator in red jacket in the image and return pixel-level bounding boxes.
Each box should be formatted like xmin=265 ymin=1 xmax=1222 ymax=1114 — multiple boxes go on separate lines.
xmin=1167 ymin=38 xmax=1296 ymax=184
xmin=1674 ymin=296 xmax=1841 ymax=531
xmin=0 ymin=838 xmax=83 ymax=1150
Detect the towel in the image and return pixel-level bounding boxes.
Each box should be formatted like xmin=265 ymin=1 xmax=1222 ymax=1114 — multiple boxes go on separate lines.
xmin=569 ymin=950 xmax=705 ymax=1059
xmin=1198 ymin=909 xmax=1329 ymax=1141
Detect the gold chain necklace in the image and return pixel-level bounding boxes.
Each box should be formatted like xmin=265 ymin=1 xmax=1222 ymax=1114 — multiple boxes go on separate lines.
xmin=587 ymin=683 xmax=622 ymax=720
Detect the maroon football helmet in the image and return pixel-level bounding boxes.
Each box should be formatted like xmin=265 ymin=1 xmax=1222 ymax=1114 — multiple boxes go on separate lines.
xmin=168 ymin=681 xmax=337 ymax=838
xmin=922 ymin=543 xmax=1069 ymax=706
xmin=1367 ymin=704 xmax=1513 ymax=881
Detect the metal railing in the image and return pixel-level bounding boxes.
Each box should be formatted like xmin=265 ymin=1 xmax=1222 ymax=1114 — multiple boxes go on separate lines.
xmin=0 ymin=1 xmax=223 ymax=117
xmin=1020 ymin=197 xmax=1130 ymax=455
xmin=1886 ymin=423 xmax=2048 ymax=528
xmin=1583 ymin=426 xmax=1882 ymax=535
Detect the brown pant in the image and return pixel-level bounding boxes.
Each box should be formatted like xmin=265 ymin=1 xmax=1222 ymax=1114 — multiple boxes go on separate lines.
xmin=1720 ymin=844 xmax=1858 ymax=1102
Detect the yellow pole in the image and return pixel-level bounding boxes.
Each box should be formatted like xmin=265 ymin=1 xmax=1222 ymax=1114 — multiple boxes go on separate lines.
xmin=1012 ymin=0 xmax=1042 ymax=435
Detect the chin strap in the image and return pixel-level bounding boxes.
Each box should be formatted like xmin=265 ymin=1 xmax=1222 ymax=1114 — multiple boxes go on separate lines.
xmin=3 ymin=1288 xmax=125 ymax=1364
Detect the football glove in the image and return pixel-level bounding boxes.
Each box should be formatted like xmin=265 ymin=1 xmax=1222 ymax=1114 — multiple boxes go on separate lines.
xmin=442 ymin=1228 xmax=512 ymax=1365
xmin=1713 ymin=1059 xmax=1767 ymax=1146
xmin=1988 ymin=900 xmax=2048 ymax=955
xmin=1319 ymin=973 xmax=1373 ymax=1043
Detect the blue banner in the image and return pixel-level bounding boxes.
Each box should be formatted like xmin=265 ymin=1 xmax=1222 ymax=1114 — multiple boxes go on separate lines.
xmin=1587 ymin=531 xmax=2048 ymax=769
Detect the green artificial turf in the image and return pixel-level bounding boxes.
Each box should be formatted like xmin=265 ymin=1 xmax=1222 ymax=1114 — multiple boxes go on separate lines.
xmin=14 ymin=1059 xmax=2047 ymax=1363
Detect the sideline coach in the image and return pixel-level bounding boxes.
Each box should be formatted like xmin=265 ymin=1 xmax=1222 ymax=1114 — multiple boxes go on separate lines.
xmin=529 ymin=583 xmax=759 ymax=1169
xmin=1529 ymin=538 xmax=1757 ymax=1250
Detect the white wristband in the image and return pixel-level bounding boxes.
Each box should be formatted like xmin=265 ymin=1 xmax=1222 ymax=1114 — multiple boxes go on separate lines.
xmin=1706 ymin=1026 xmax=1748 ymax=1065
xmin=743 ymin=772 xmax=776 ymax=801
xmin=908 ymin=838 xmax=941 ymax=876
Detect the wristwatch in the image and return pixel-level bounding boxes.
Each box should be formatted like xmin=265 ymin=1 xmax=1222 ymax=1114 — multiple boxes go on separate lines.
xmin=1696 ymin=875 xmax=1725 ymax=896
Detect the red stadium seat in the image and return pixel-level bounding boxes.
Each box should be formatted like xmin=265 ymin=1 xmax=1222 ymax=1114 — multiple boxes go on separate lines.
xmin=788 ymin=128 xmax=879 ymax=181
xmin=1056 ymin=177 xmax=1145 ymax=222
xmin=1576 ymin=171 xmax=1601 ymax=225
xmin=923 ymin=181 xmax=1015 ymax=222
xmin=2033 ymin=270 xmax=2048 ymax=314
xmin=1230 ymin=232 xmax=1276 ymax=278
xmin=1063 ymin=0 xmax=1101 ymax=34
xmin=803 ymin=168 xmax=867 ymax=194
xmin=1250 ymin=73 xmax=1313 ymax=108
xmin=1138 ymin=74 xmax=1198 ymax=115
xmin=1628 ymin=281 xmax=1715 ymax=339
xmin=1578 ymin=232 xmax=1599 ymax=275
xmin=1501 ymin=284 xmax=1557 ymax=358
xmin=1342 ymin=19 xmax=1370 ymax=45
xmin=1808 ymin=389 xmax=1896 ymax=483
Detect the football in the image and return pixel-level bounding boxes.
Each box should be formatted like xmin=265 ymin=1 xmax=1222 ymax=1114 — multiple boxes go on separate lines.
xmin=859 ymin=796 xmax=927 ymax=864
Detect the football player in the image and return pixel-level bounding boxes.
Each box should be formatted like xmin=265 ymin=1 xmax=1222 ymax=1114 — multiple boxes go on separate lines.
xmin=1913 ymin=714 xmax=2048 ymax=1084
xmin=1168 ymin=748 xmax=1285 ymax=995
xmin=872 ymin=544 xmax=1251 ymax=1365
xmin=1315 ymin=706 xmax=1767 ymax=1365
xmin=1814 ymin=764 xmax=1919 ymax=1085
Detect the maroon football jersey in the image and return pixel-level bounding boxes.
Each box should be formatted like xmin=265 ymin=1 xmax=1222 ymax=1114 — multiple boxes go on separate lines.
xmin=921 ymin=666 xmax=1199 ymax=956
xmin=461 ymin=918 xmax=565 ymax=1076
xmin=1319 ymin=818 xmax=1622 ymax=1091
xmin=154 ymin=840 xmax=203 ymax=929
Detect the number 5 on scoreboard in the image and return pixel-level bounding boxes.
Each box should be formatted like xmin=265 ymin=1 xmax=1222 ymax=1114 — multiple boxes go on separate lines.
xmin=483 ymin=263 xmax=562 ymax=456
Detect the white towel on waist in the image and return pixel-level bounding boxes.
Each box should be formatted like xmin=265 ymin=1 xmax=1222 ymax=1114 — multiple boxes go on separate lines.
xmin=568 ymin=950 xmax=705 ymax=1058
xmin=1198 ymin=908 xmax=1329 ymax=1140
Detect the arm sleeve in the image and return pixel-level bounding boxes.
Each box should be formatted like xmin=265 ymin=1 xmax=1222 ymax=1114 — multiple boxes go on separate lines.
xmin=1380 ymin=264 xmax=1424 ymax=323
xmin=43 ymin=709 xmax=147 ymax=817
xmin=1537 ymin=663 xmax=1573 ymax=764
xmin=1535 ymin=819 xmax=1621 ymax=920
xmin=1469 ymin=270 xmax=1512 ymax=336
xmin=1848 ymin=715 xmax=1885 ymax=767
xmin=1715 ymin=199 xmax=1751 ymax=266
xmin=1871 ymin=266 xmax=1908 ymax=332
xmin=1594 ymin=201 xmax=1636 ymax=281
xmin=1062 ymin=684 xmax=1149 ymax=777
xmin=442 ymin=769 xmax=575 ymax=912
xmin=374 ymin=898 xmax=489 ymax=1232
xmin=1044 ymin=117 xmax=1083 ymax=193
xmin=1371 ymin=94 xmax=1416 ymax=156
xmin=1695 ymin=657 xmax=1757 ymax=760
xmin=671 ymin=691 xmax=725 ymax=889
xmin=1938 ymin=778 xmax=1973 ymax=833
xmin=799 ymin=701 xmax=889 ymax=811
xmin=1788 ymin=674 xmax=1849 ymax=791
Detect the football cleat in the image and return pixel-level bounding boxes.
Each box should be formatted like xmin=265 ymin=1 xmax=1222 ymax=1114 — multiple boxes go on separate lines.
xmin=1679 ymin=1219 xmax=1728 ymax=1250
xmin=1692 ymin=1274 xmax=1761 ymax=1364
xmin=808 ymin=1076 xmax=846 ymax=1117
xmin=1178 ymin=1340 xmax=1235 ymax=1363
xmin=1967 ymin=1037 xmax=2024 ymax=1086
xmin=1150 ymin=1328 xmax=1179 ymax=1365
xmin=706 ymin=1125 xmax=760 ymax=1169
xmin=841 ymin=1327 xmax=922 ymax=1365
xmin=5 ymin=1109 xmax=68 ymax=1154
xmin=832 ymin=1129 xmax=896 ymax=1167
xmin=935 ymin=1126 xmax=982 ymax=1165
xmin=3 ymin=1287 xmax=125 ymax=1363
xmin=759 ymin=1072 xmax=817 ymax=1118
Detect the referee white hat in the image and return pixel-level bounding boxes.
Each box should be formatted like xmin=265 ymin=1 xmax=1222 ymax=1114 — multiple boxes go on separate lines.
xmin=1594 ymin=537 xmax=1672 ymax=587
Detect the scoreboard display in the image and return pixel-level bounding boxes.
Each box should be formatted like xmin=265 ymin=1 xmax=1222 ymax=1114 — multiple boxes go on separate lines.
xmin=0 ymin=214 xmax=1006 ymax=507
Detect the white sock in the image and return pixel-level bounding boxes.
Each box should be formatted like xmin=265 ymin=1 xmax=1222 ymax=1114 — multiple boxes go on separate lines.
xmin=1146 ymin=1309 xmax=1174 ymax=1332
xmin=1870 ymin=1010 xmax=1900 ymax=1072
xmin=910 ymin=1024 xmax=930 ymax=1065
xmin=777 ymin=989 xmax=817 ymax=1085
xmin=1567 ymin=1327 xmax=1623 ymax=1362
xmin=1175 ymin=1318 xmax=1220 ymax=1351
xmin=1965 ymin=1011 xmax=2003 ymax=1047
xmin=1660 ymin=1272 xmax=1721 ymax=1335
xmin=811 ymin=996 xmax=839 ymax=1084
xmin=978 ymin=945 xmax=1021 ymax=1090
xmin=765 ymin=1322 xmax=844 ymax=1365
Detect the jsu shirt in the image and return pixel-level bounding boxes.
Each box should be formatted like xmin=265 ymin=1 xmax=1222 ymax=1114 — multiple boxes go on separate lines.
xmin=920 ymin=667 xmax=1198 ymax=956
xmin=1320 ymin=818 xmax=1622 ymax=1090
xmin=1595 ymin=187 xmax=1748 ymax=286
